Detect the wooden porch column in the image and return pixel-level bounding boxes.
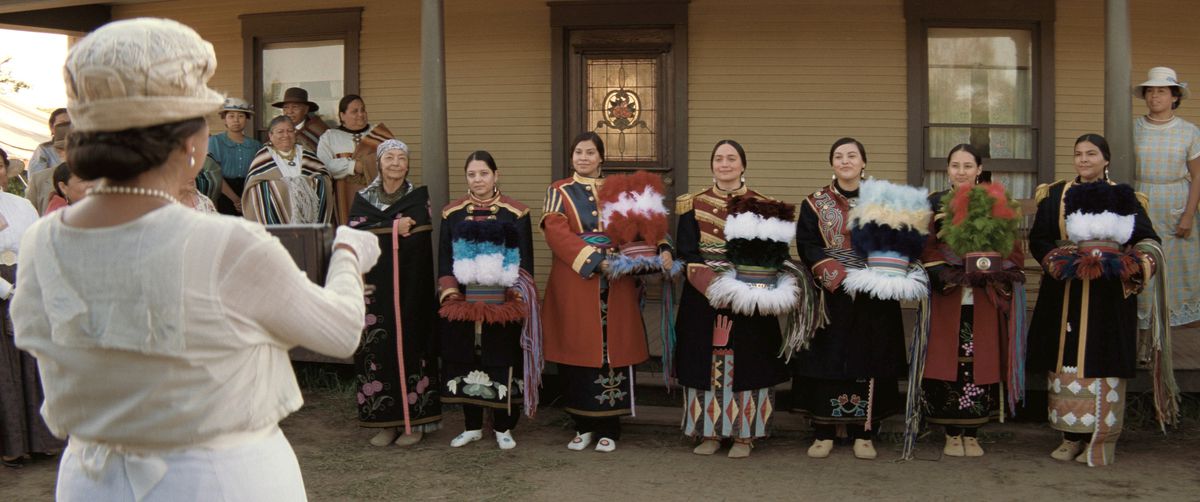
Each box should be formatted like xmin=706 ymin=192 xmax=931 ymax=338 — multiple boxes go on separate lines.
xmin=1104 ymin=0 xmax=1134 ymax=183
xmin=421 ymin=0 xmax=449 ymax=250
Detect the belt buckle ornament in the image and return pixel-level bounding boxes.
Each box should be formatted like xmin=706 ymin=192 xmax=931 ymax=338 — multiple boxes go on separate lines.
xmin=0 ymin=250 xmax=16 ymax=266
xmin=964 ymin=251 xmax=1001 ymax=274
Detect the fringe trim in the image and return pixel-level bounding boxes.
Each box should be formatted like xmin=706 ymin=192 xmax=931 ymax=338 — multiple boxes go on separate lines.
xmin=514 ymin=270 xmax=543 ymax=418
xmin=842 ymin=264 xmax=929 ymax=301
xmin=659 ymin=276 xmax=678 ymax=390
xmin=438 ymin=290 xmax=527 ymax=324
xmin=939 ymin=267 xmax=1027 ymax=289
xmin=1137 ymin=241 xmax=1180 ymax=430
xmin=605 ymin=253 xmax=684 ymax=279
xmin=1046 ymin=248 xmax=1140 ymax=281
xmin=705 ymin=269 xmax=800 ymax=316
xmin=901 ymin=295 xmax=932 ymax=460
xmin=1007 ymin=283 xmax=1029 ymax=416
xmin=779 ymin=261 xmax=828 ymax=360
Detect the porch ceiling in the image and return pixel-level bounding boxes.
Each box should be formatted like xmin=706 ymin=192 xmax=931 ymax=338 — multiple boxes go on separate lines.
xmin=0 ymin=0 xmax=157 ymax=15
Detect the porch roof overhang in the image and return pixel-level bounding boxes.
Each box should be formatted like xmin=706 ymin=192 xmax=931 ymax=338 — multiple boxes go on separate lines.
xmin=0 ymin=1 xmax=155 ymax=34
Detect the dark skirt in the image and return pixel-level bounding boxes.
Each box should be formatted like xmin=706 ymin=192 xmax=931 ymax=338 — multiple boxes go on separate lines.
xmin=217 ymin=177 xmax=245 ymax=216
xmin=560 ymin=363 xmax=636 ymax=418
xmin=674 ymin=281 xmax=789 ymax=392
xmin=441 ymin=320 xmax=524 ymax=412
xmin=794 ymin=376 xmax=901 ymax=426
xmin=921 ymin=306 xmax=1000 ymax=427
xmin=0 ymin=266 xmax=63 ymax=458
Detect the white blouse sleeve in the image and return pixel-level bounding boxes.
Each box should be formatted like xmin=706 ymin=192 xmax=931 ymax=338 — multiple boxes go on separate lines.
xmin=11 ymin=222 xmax=51 ymax=357
xmin=316 ymin=132 xmax=355 ymax=179
xmin=218 ymin=224 xmax=365 ymax=358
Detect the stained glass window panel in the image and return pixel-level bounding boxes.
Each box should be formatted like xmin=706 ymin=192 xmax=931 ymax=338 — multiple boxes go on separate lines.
xmin=586 ymin=57 xmax=658 ymax=163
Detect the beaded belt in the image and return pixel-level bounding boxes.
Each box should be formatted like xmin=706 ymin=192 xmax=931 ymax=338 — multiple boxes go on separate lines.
xmin=734 ymin=265 xmax=777 ymax=289
xmin=579 ymin=232 xmax=613 ymax=250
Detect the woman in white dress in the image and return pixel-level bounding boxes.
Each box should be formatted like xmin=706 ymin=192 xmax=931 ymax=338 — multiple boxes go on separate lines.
xmin=12 ymin=18 xmax=381 ymax=500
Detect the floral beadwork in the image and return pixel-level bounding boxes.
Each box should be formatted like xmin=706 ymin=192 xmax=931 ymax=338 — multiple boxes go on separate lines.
xmin=593 ymin=368 xmax=628 ymax=405
xmin=830 ymin=393 xmax=868 ymax=417
xmin=446 ymin=370 xmax=509 ymax=400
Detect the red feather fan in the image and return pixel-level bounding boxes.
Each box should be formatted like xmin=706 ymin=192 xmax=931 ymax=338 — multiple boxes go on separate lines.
xmin=598 ymin=170 xmax=669 ymax=245
xmin=986 ymin=182 xmax=1017 ymax=220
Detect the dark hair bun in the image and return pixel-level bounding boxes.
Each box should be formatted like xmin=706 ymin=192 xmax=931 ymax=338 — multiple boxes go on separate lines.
xmin=69 ymin=118 xmax=206 ymax=182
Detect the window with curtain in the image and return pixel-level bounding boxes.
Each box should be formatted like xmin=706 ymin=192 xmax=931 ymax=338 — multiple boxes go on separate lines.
xmin=922 ymin=27 xmax=1037 ymax=198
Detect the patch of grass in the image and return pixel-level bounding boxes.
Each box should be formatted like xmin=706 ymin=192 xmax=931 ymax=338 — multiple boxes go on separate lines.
xmin=295 ymin=362 xmax=358 ymax=396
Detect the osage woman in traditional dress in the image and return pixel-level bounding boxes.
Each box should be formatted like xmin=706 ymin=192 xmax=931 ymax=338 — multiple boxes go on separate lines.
xmin=438 ymin=150 xmax=539 ymax=450
xmin=792 ymin=138 xmax=907 ymax=460
xmin=1028 ymin=134 xmax=1174 ymax=466
xmin=916 ymin=144 xmax=1025 ymax=457
xmin=348 ymin=139 xmax=442 ymax=447
xmin=542 ymin=132 xmax=672 ymax=453
xmin=242 ymin=115 xmax=333 ymax=225
xmin=674 ymin=140 xmax=791 ymax=459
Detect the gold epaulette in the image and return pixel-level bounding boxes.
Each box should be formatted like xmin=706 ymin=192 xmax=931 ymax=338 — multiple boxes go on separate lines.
xmin=1135 ymin=191 xmax=1150 ymax=212
xmin=675 ymin=191 xmax=697 ymax=215
xmin=441 ymin=197 xmax=472 ymax=219
xmin=1034 ymin=180 xmax=1064 ymax=205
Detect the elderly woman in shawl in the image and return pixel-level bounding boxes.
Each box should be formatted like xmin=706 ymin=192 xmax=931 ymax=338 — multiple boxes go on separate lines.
xmin=242 ymin=115 xmax=333 ymax=225
xmin=347 ymin=139 xmax=442 ymax=446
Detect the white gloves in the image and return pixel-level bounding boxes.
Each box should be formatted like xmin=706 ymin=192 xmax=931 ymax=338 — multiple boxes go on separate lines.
xmin=0 ymin=278 xmax=11 ymax=300
xmin=333 ymin=226 xmax=382 ymax=274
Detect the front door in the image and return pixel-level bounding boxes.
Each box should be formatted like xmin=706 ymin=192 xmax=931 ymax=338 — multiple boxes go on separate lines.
xmin=551 ymin=2 xmax=689 ymax=376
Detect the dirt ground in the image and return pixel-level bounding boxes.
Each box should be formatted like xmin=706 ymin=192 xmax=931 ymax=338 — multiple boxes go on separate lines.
xmin=3 ymin=388 xmax=1199 ymax=501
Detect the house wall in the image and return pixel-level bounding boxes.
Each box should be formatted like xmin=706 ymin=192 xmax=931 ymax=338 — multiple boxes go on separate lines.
xmin=111 ymin=0 xmax=1200 ymax=289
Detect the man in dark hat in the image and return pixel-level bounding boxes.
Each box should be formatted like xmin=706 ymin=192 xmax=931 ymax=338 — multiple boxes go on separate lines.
xmin=272 ymin=86 xmax=328 ymax=152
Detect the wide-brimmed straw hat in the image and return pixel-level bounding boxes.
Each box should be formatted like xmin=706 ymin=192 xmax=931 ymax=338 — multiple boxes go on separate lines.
xmin=64 ymin=18 xmax=224 ymax=133
xmin=1132 ymin=66 xmax=1189 ymax=100
xmin=220 ymin=97 xmax=255 ymax=117
xmin=271 ymin=87 xmax=320 ymax=112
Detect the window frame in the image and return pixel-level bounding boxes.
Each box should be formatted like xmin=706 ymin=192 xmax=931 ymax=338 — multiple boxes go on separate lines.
xmin=904 ymin=0 xmax=1056 ymax=187
xmin=549 ymin=0 xmax=688 ymax=183
xmin=240 ymin=8 xmax=362 ymax=141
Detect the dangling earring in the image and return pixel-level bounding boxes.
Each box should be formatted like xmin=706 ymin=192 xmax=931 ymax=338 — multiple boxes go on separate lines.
xmin=492 ymin=185 xmax=499 ymax=196
xmin=189 ymin=146 xmax=196 ymax=169
xmin=740 ymin=175 xmax=746 ymax=185
xmin=859 ymin=169 xmax=866 ymax=180
xmin=1104 ymin=167 xmax=1109 ymax=181
xmin=831 ymin=173 xmax=837 ymax=183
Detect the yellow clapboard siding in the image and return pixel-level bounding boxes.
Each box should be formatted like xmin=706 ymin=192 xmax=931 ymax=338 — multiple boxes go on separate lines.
xmin=107 ymin=0 xmax=1200 ymax=296
xmin=686 ymin=0 xmax=908 ymax=204
xmin=1055 ymin=0 xmax=1200 ymax=183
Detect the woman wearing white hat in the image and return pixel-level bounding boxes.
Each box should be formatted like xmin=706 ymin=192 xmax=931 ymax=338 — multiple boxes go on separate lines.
xmin=1133 ymin=66 xmax=1200 ymax=328
xmin=11 ymin=18 xmax=381 ymax=500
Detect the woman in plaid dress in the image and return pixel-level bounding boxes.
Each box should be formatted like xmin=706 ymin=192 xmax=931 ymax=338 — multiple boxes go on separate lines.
xmin=1133 ymin=67 xmax=1200 ymax=327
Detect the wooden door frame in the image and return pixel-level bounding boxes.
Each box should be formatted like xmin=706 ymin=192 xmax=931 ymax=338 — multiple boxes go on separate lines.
xmin=240 ymin=8 xmax=362 ymax=141
xmin=904 ymin=0 xmax=1056 ymax=186
xmin=548 ymin=0 xmax=689 ymax=187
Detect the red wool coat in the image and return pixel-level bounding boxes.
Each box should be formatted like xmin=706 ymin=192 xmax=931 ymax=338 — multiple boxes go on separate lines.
xmin=540 ymin=173 xmax=649 ymax=368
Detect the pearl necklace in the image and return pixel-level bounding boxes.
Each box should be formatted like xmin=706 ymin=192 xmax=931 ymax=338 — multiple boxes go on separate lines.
xmin=89 ymin=185 xmax=178 ymax=205
xmin=1146 ymin=114 xmax=1175 ymax=123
